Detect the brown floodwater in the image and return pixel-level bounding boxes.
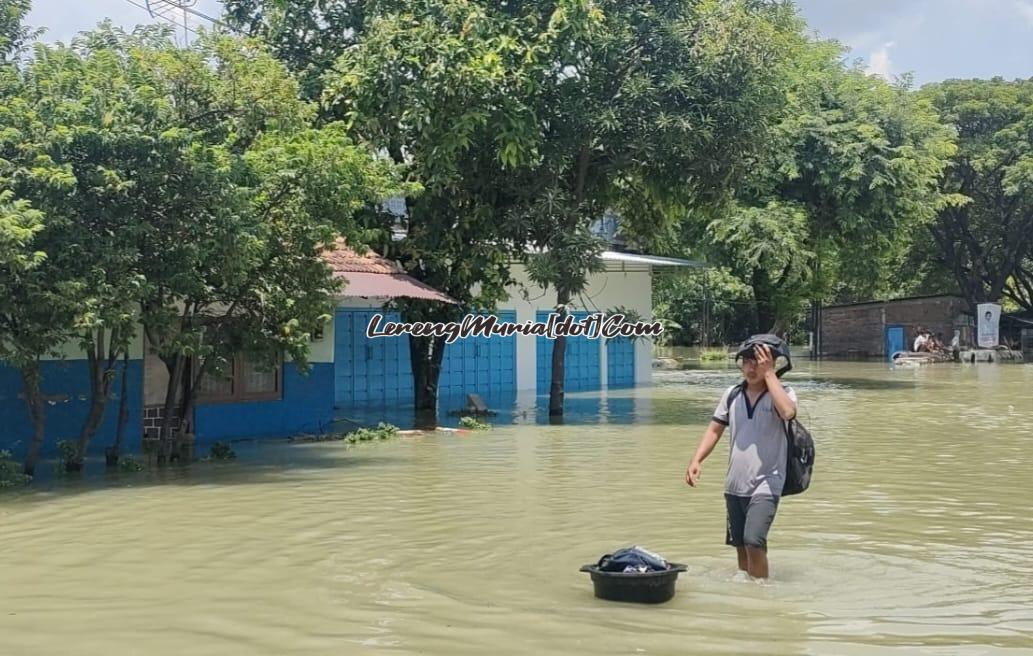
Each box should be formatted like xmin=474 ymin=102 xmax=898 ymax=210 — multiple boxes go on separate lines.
xmin=1 ymin=360 xmax=1032 ymax=655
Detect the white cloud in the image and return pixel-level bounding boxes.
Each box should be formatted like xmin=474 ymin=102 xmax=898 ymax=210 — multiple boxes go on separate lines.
xmin=866 ymin=41 xmax=896 ymax=78
xmin=1014 ymin=0 xmax=1033 ymax=27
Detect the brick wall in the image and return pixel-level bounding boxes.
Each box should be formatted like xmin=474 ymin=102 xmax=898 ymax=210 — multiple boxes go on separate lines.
xmin=142 ymin=405 xmax=182 ymax=440
xmin=821 ymin=295 xmax=968 ymax=358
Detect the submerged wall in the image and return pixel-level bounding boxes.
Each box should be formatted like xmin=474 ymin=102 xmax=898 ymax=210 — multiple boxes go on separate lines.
xmin=0 ymin=334 xmax=145 ymax=459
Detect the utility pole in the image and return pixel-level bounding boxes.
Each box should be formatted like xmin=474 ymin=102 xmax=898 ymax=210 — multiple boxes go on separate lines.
xmin=701 ymin=268 xmax=710 ymax=348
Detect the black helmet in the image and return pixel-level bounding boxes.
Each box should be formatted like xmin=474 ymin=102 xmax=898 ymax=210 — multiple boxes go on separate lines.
xmin=735 ymin=334 xmax=793 ymax=377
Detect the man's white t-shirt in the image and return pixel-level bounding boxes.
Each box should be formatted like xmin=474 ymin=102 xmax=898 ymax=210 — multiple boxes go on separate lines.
xmin=712 ymin=384 xmax=798 ymax=498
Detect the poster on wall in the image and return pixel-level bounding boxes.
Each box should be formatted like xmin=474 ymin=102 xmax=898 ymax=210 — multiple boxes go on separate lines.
xmin=977 ymin=303 xmax=1001 ymax=348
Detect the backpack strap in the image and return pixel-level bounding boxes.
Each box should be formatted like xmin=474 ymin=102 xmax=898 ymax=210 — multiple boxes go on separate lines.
xmin=726 ymin=381 xmax=745 ymax=410
xmin=725 ymin=382 xmax=745 ymax=449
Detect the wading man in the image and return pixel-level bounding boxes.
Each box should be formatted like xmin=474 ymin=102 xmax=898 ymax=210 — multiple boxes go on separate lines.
xmin=685 ymin=339 xmax=797 ymax=580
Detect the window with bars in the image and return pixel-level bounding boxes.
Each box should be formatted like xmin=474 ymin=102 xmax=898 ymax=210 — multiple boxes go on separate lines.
xmin=197 ymin=354 xmax=282 ymax=403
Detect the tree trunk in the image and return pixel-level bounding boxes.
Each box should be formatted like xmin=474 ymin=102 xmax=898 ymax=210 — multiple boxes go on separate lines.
xmin=157 ymin=354 xmax=185 ymax=465
xmin=107 ymin=351 xmax=131 ymax=467
xmin=750 ymin=269 xmax=779 ymax=336
xmin=175 ymin=355 xmax=209 ymax=462
xmin=410 ymin=333 xmax=446 ymax=429
xmin=21 ymin=360 xmax=46 ymax=477
xmin=549 ymin=290 xmax=571 ymax=417
xmin=73 ymin=328 xmax=120 ymax=470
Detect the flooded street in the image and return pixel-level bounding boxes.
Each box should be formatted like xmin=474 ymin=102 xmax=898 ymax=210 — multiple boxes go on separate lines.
xmin=2 ymin=361 xmax=1032 ymax=655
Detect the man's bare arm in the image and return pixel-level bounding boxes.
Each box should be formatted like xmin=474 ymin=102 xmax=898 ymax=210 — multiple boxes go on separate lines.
xmin=686 ymin=421 xmax=726 ymax=487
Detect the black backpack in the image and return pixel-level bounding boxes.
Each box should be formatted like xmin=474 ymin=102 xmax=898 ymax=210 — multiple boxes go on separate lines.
xmin=726 ymin=383 xmax=814 ymax=496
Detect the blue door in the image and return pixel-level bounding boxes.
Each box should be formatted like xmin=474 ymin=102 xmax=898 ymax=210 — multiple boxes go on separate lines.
xmin=438 ymin=311 xmax=517 ymax=398
xmin=607 ymin=336 xmax=636 ymax=388
xmin=335 ymin=309 xmax=413 ymax=407
xmin=885 ymin=325 xmax=905 ymax=360
xmin=536 ymin=310 xmax=601 ymax=393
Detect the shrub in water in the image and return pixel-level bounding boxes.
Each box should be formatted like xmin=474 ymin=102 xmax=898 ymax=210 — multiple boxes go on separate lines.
xmin=118 ymin=455 xmax=145 ymax=472
xmin=459 ymin=416 xmax=491 ymax=431
xmin=0 ymin=450 xmax=31 ymax=488
xmin=209 ymin=442 xmax=236 ymax=460
xmin=343 ymin=423 xmax=400 ymax=444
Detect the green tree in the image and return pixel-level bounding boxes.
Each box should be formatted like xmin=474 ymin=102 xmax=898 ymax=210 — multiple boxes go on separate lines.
xmin=0 ymin=0 xmax=39 ymax=63
xmin=513 ymin=0 xmax=807 ymax=415
xmin=322 ymin=0 xmax=548 ymax=422
xmin=0 ymin=25 xmax=399 ymax=467
xmin=222 ymin=0 xmax=365 ymax=101
xmin=235 ymin=0 xmax=812 ymax=418
xmin=653 ymin=266 xmax=755 ymax=346
xmin=0 ymin=190 xmax=68 ymax=475
xmin=677 ymin=45 xmax=955 ymax=335
xmin=919 ymin=78 xmax=1033 ymax=311
xmin=118 ymin=32 xmax=401 ymax=459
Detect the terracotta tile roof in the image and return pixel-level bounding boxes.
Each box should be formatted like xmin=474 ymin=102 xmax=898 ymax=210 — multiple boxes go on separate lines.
xmin=320 ymin=238 xmax=455 ymax=304
xmin=321 ymin=237 xmax=403 ymax=275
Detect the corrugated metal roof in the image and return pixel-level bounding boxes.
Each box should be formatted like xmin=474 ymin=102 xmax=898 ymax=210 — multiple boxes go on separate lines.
xmin=599 ymin=251 xmax=704 ymax=268
xmin=333 ymin=271 xmax=456 ymax=304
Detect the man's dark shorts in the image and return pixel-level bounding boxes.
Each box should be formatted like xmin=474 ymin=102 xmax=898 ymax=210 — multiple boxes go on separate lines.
xmin=725 ymin=494 xmax=779 ymax=551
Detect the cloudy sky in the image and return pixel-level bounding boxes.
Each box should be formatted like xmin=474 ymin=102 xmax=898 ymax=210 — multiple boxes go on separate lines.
xmin=25 ymin=0 xmax=1033 ymax=86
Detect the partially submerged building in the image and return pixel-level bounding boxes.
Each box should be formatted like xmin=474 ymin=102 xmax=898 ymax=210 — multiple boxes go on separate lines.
xmin=820 ymin=294 xmax=970 ymax=360
xmin=0 ymin=240 xmax=696 ymax=457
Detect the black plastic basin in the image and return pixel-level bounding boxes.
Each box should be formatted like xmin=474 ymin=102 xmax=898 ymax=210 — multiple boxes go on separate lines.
xmin=579 ymin=563 xmax=688 ymax=604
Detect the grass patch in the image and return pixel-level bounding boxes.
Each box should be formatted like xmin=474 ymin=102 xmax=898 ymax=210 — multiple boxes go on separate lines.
xmin=699 ymin=348 xmax=731 ymax=362
xmin=458 ymin=416 xmax=492 ymax=431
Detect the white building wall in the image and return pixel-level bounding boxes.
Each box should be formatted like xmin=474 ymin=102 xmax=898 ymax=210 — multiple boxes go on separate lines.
xmin=500 ymin=263 xmax=654 ymax=391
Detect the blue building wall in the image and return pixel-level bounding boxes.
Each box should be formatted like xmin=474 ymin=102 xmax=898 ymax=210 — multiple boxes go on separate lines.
xmin=334 ymin=309 xmax=414 ymax=407
xmin=607 ymin=336 xmax=636 ymax=388
xmin=536 ymin=310 xmax=602 ymax=393
xmin=439 ymin=310 xmax=517 ymax=398
xmin=194 ymin=362 xmax=334 ymax=444
xmin=0 ymin=359 xmax=144 ymax=459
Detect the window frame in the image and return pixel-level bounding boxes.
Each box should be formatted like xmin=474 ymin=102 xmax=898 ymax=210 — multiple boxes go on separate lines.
xmin=195 ymin=352 xmax=283 ymax=404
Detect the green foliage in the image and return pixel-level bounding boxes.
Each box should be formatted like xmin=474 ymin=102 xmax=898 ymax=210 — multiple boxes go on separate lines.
xmin=343 ymin=423 xmax=400 ymax=444
xmin=699 ymin=348 xmax=731 ymax=362
xmin=0 ymin=25 xmax=401 ymax=455
xmin=0 ymin=449 xmax=31 ymax=487
xmin=209 ymin=442 xmax=237 ymax=460
xmin=56 ymin=440 xmax=77 ymax=462
xmin=663 ymin=39 xmax=956 ymax=335
xmin=223 ymin=0 xmax=363 ymax=101
xmin=118 ymin=455 xmax=144 ymax=472
xmin=458 ymin=416 xmax=491 ymax=431
xmin=242 ymin=0 xmax=814 ymax=414
xmin=653 ymin=267 xmax=755 ymax=346
xmin=917 ymin=78 xmax=1033 ymax=310
xmin=0 ymin=0 xmax=39 ymax=63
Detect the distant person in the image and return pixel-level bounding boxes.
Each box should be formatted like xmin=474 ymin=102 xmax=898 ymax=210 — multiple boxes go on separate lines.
xmin=932 ymin=332 xmax=946 ymax=353
xmin=685 ymin=337 xmax=797 ymax=581
xmin=913 ymin=329 xmax=929 ymax=352
xmin=951 ymin=330 xmax=961 ymax=361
